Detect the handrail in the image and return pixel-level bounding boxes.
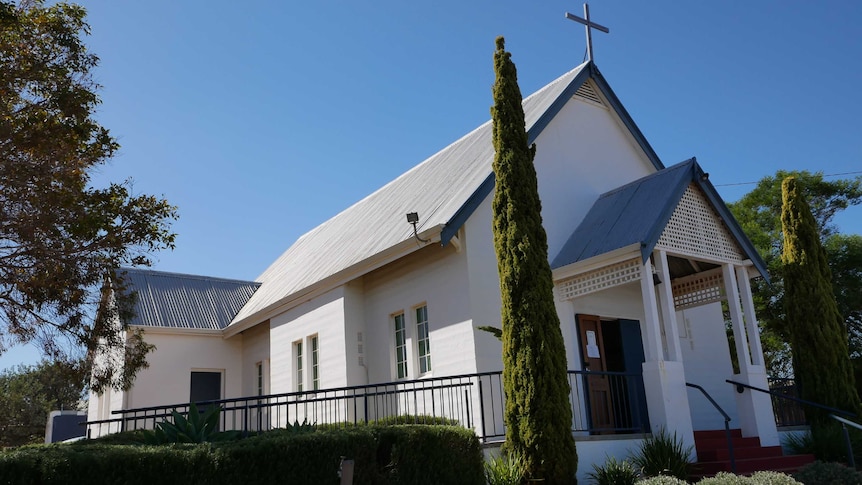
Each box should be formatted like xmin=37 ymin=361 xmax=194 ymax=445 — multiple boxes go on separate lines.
xmin=687 ymin=382 xmax=735 ymax=474
xmin=726 ymin=379 xmax=856 ymax=418
xmin=831 ymin=414 xmax=862 ymax=469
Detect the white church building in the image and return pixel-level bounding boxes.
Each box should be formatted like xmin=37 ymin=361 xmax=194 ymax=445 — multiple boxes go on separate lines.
xmin=87 ymin=60 xmax=782 ymax=477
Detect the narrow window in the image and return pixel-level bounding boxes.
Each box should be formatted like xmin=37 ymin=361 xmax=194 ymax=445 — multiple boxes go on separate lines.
xmin=416 ymin=305 xmax=432 ymax=374
xmin=394 ymin=313 xmax=408 ymax=379
xmin=294 ymin=341 xmax=304 ymax=392
xmin=256 ymin=361 xmax=264 ymax=396
xmin=310 ymin=335 xmax=320 ymax=391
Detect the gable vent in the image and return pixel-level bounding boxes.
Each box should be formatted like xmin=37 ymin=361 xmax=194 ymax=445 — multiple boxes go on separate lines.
xmin=574 ymin=81 xmax=605 ymax=107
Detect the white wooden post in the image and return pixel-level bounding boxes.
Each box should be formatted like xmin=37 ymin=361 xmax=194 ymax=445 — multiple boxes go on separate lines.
xmin=724 ymin=263 xmax=779 ymax=446
xmin=656 ymin=250 xmax=683 ymax=362
xmin=640 ymin=254 xmax=694 ymax=455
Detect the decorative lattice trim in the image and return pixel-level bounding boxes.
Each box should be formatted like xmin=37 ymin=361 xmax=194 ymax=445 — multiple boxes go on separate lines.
xmin=672 ymin=269 xmax=725 ymax=310
xmin=657 ymin=184 xmax=744 ymax=263
xmin=558 ymin=258 xmax=642 ymax=301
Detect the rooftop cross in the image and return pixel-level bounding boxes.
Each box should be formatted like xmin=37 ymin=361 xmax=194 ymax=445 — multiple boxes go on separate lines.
xmin=565 ymin=3 xmax=609 ymax=62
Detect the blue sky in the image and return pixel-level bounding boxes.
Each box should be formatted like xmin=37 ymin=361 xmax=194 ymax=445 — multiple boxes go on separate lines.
xmin=2 ymin=0 xmax=861 ymax=370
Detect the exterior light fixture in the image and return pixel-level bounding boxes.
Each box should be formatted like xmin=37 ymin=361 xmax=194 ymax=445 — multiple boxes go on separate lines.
xmin=406 ymin=212 xmax=430 ymax=243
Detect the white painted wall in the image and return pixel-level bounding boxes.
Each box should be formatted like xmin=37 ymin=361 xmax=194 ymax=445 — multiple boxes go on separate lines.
xmin=240 ymin=323 xmax=270 ymax=397
xmin=269 ymin=286 xmax=348 ymax=395
xmin=343 ymin=280 xmax=368 ymax=387
xmin=532 ymin=96 xmax=657 ymax=261
xmin=362 ymin=243 xmax=474 ymax=383
xmin=679 ymin=302 xmax=740 ymax=430
xmin=463 ymin=196 xmax=506 ymax=374
xmin=124 ymin=329 xmax=243 ymax=410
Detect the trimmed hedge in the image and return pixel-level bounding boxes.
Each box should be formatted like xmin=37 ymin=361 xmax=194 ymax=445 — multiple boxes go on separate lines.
xmin=0 ymin=425 xmax=484 ymax=485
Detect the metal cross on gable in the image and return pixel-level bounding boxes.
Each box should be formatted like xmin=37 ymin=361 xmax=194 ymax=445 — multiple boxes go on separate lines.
xmin=565 ymin=3 xmax=609 ymax=62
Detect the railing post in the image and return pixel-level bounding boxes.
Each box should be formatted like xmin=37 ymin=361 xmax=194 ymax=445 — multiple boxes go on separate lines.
xmin=843 ymin=422 xmax=856 ymax=469
xmin=478 ymin=377 xmax=486 ymax=442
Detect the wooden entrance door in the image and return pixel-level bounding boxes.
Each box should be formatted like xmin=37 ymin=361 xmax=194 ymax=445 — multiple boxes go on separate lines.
xmin=577 ymin=314 xmax=615 ymax=432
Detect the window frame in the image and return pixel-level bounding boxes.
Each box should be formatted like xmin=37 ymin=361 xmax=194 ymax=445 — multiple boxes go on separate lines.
xmin=294 ymin=340 xmax=304 ymax=392
xmin=414 ymin=304 xmax=432 ymax=375
xmin=393 ymin=312 xmax=409 ymax=379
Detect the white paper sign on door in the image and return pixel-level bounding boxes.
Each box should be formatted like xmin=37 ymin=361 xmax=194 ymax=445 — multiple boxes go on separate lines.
xmin=586 ymin=330 xmax=600 ymax=358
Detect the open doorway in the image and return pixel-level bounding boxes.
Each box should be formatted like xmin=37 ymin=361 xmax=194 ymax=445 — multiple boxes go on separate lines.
xmin=576 ymin=314 xmax=649 ymax=434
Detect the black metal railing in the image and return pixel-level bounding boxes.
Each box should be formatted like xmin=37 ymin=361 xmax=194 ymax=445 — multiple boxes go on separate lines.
xmin=687 ymin=382 xmax=735 ymax=474
xmin=84 ymin=370 xmax=648 ymax=441
xmin=767 ymin=378 xmax=806 ymax=427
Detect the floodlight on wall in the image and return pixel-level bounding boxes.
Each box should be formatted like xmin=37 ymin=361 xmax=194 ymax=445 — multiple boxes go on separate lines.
xmin=406 ymin=212 xmax=430 ymax=243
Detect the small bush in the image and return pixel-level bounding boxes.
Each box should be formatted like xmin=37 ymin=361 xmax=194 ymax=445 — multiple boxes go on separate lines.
xmin=588 ymin=456 xmax=640 ymax=485
xmin=792 ymin=460 xmax=862 ymax=485
xmin=695 ymin=472 xmax=800 ymax=484
xmin=783 ymin=423 xmax=862 ymax=464
xmin=748 ymin=471 xmax=801 ymax=484
xmin=484 ymin=452 xmax=524 ymax=485
xmin=632 ymin=428 xmax=693 ymax=480
xmin=638 ymin=475 xmax=689 ymax=485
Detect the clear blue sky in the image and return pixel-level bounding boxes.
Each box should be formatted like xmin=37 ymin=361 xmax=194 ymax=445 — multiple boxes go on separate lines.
xmin=2 ymin=0 xmax=861 ymax=370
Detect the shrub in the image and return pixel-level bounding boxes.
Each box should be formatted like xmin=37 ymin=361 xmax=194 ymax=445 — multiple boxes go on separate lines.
xmin=139 ymin=403 xmax=241 ymax=444
xmin=484 ymin=452 xmax=525 ymax=485
xmin=782 ymin=423 xmax=862 ymax=464
xmin=588 ymin=456 xmax=640 ymax=485
xmin=695 ymin=472 xmax=800 ymax=485
xmin=638 ymin=476 xmax=689 ymax=485
xmin=792 ymin=460 xmax=862 ymax=485
xmin=0 ymin=424 xmax=484 ymax=485
xmin=632 ymin=428 xmax=693 ymax=480
xmin=748 ymin=471 xmax=801 ymax=484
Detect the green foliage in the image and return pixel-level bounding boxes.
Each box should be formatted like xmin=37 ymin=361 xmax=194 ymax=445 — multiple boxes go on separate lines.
xmin=588 ymin=456 xmax=640 ymax=485
xmin=632 ymin=429 xmax=692 ymax=480
xmin=0 ymin=424 xmax=484 ymax=484
xmin=140 ymin=403 xmax=240 ymax=444
xmin=484 ymin=452 xmax=525 ymax=485
xmin=792 ymin=460 xmax=862 ymax=485
xmin=0 ymin=0 xmax=177 ymax=392
xmin=782 ymin=423 xmax=862 ymax=464
xmin=280 ymin=418 xmax=316 ymax=436
xmin=636 ymin=476 xmax=688 ymax=485
xmin=490 ymin=36 xmax=576 ymax=484
xmin=727 ymin=171 xmax=862 ymax=378
xmin=695 ymin=471 xmax=801 ymax=484
xmin=781 ymin=177 xmax=861 ymax=425
xmin=477 ymin=325 xmax=503 ymax=341
xmin=0 ymin=361 xmax=84 ymax=447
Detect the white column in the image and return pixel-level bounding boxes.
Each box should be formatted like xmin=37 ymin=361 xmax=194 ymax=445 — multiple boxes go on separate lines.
xmin=722 ymin=263 xmax=751 ymax=374
xmin=724 ymin=263 xmax=779 ymax=446
xmin=640 ymin=257 xmax=664 ymax=362
xmin=640 ymin=255 xmax=694 ymax=455
xmin=655 ymin=250 xmax=683 ymax=362
xmin=736 ymin=266 xmax=764 ymax=367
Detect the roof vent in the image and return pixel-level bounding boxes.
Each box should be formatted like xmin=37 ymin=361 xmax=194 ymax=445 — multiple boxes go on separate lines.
xmin=574 ymin=81 xmax=605 ymax=107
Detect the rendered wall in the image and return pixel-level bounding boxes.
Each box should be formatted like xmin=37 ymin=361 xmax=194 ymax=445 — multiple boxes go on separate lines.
xmin=124 ymin=330 xmax=243 ymax=410
xmin=240 ymin=323 xmax=270 ymax=397
xmin=531 ymin=95 xmax=656 ymax=260
xmin=269 ymin=286 xmax=348 ymax=394
xmin=362 ymin=243 xmax=473 ymax=383
xmin=679 ymin=302 xmax=740 ymax=429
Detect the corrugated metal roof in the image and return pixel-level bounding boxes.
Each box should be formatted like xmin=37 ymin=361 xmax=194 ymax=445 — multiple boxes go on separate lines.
xmin=230 ymin=62 xmax=592 ymax=327
xmin=551 ymin=159 xmax=695 ymax=269
xmin=118 ymin=268 xmax=260 ymax=330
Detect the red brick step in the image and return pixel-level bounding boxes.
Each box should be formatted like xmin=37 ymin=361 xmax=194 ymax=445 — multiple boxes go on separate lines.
xmin=691 ymin=428 xmax=815 ymax=479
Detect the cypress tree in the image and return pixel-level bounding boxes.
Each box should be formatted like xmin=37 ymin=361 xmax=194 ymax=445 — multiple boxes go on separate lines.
xmin=781 ymin=177 xmax=861 ymax=426
xmin=491 ymin=37 xmax=578 ymax=484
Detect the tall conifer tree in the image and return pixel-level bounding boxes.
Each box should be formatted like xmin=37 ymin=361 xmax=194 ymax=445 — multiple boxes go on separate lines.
xmin=781 ymin=177 xmax=861 ymax=425
xmin=491 ymin=37 xmax=577 ymax=484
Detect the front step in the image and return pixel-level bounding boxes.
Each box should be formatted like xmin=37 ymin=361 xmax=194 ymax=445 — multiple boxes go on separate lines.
xmin=691 ymin=429 xmax=815 ymax=479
